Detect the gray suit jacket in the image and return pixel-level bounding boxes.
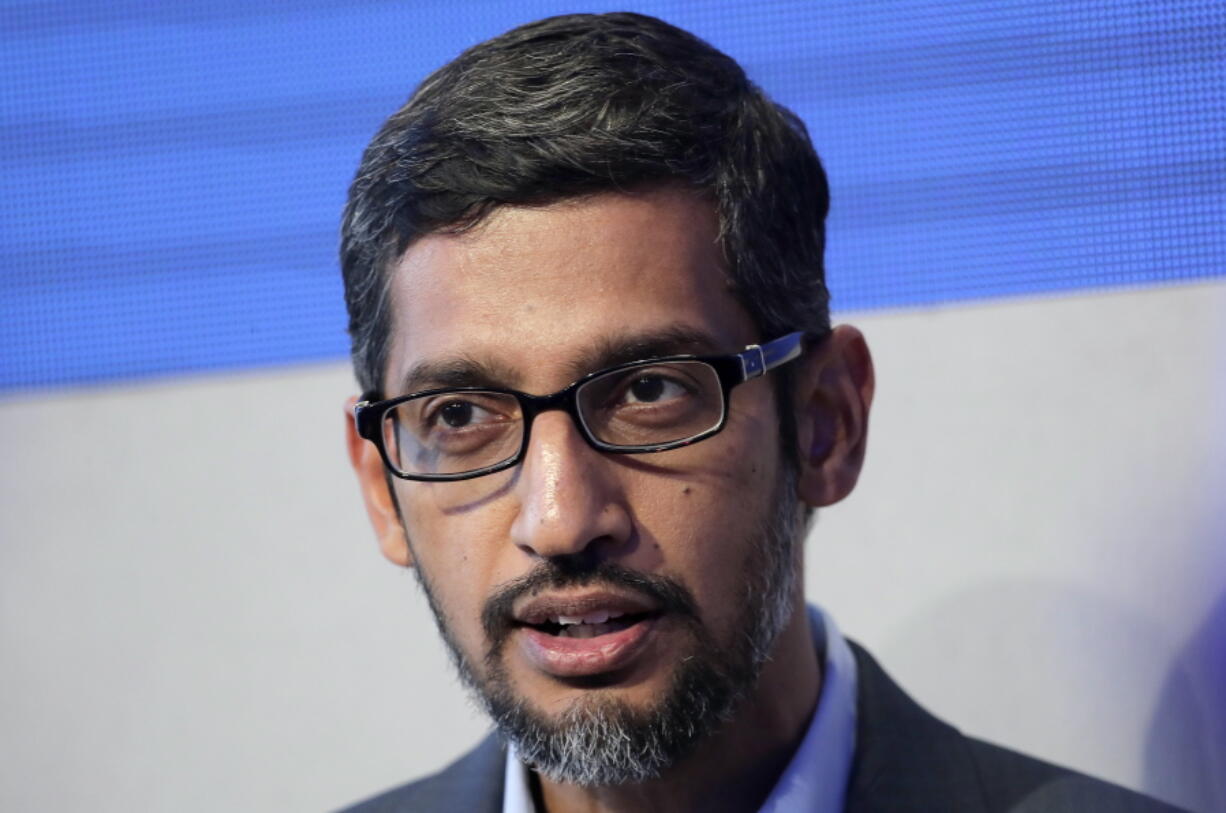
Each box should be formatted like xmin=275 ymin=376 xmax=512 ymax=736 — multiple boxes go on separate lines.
xmin=342 ymin=642 xmax=1185 ymax=812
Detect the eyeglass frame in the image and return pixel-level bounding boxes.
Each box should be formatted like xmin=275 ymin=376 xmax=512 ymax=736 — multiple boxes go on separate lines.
xmin=353 ymin=330 xmax=811 ymax=482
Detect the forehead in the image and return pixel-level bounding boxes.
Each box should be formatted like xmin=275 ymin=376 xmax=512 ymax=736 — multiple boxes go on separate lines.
xmin=382 ymin=186 xmax=759 ymax=392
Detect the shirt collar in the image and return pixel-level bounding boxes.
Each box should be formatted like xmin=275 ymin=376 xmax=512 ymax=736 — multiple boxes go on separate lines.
xmin=757 ymin=604 xmax=858 ymax=813
xmin=502 ymin=731 xmax=533 ymax=813
xmin=502 ymin=604 xmax=858 ymax=813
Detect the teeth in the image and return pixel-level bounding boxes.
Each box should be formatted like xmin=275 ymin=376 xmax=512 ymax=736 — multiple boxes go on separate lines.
xmin=550 ymin=610 xmax=627 ymax=626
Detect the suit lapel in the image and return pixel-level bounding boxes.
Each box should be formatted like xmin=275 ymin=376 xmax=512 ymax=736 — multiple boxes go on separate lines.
xmin=420 ymin=733 xmax=506 ymax=813
xmin=844 ymin=641 xmax=988 ymax=812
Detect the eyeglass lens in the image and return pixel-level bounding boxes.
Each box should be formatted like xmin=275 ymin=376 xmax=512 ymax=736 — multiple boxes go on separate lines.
xmin=381 ymin=361 xmax=725 ymax=478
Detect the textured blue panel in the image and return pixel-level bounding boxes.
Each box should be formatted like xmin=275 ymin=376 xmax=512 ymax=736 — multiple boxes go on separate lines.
xmin=2 ymin=0 xmax=1224 ymax=392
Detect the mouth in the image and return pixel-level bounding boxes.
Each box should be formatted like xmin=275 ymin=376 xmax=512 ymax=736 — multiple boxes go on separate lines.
xmin=519 ymin=608 xmax=655 ymax=639
xmin=510 ymin=591 xmax=663 ymax=678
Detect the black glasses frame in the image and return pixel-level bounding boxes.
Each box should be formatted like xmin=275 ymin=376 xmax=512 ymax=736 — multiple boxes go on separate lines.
xmin=354 ymin=331 xmax=809 ymax=482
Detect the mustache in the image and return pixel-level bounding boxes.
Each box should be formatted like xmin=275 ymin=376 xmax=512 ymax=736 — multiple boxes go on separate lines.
xmin=481 ymin=560 xmax=699 ymax=650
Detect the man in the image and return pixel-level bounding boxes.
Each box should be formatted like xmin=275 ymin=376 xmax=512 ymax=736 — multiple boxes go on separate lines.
xmin=339 ymin=12 xmax=1181 ymax=812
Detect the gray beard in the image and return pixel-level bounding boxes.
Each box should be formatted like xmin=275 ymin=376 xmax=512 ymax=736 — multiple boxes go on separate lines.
xmin=408 ymin=468 xmax=801 ymax=787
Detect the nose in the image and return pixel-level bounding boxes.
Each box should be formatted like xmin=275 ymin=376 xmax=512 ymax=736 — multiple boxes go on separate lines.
xmin=508 ymin=409 xmax=633 ymax=561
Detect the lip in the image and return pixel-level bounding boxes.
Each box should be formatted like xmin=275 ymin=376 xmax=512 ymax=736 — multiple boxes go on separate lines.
xmin=518 ymin=616 xmax=659 ymax=678
xmin=513 ymin=589 xmax=659 ymax=626
xmin=511 ymin=589 xmax=662 ymax=679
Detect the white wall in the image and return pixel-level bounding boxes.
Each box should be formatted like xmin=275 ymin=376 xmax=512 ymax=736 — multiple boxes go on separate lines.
xmin=810 ymin=281 xmax=1226 ymax=812
xmin=2 ymin=281 xmax=1222 ymax=812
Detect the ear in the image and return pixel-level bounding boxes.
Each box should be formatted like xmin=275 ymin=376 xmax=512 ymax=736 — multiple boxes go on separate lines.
xmin=793 ymin=325 xmax=875 ymax=507
xmin=344 ymin=396 xmax=414 ymax=568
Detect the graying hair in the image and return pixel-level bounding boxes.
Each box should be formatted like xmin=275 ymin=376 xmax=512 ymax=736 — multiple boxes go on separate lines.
xmin=340 ymin=12 xmax=831 ymax=400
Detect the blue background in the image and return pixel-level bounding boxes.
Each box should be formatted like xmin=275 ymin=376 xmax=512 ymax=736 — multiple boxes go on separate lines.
xmin=2 ymin=0 xmax=1223 ymax=392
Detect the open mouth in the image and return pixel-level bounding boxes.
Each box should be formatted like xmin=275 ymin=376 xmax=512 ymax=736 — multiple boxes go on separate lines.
xmin=511 ymin=593 xmax=666 ymax=677
xmin=523 ymin=610 xmax=654 ymax=639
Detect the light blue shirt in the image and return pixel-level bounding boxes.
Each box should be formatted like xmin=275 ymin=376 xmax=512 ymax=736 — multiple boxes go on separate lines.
xmin=502 ymin=604 xmax=858 ymax=813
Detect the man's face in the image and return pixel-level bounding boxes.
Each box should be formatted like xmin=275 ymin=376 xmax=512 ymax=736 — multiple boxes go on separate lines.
xmin=369 ymin=186 xmax=804 ymax=782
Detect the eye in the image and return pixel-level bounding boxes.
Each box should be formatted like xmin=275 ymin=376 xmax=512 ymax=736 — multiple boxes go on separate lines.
xmin=387 ymin=391 xmax=522 ymax=474
xmin=427 ymin=398 xmax=499 ymax=430
xmin=439 ymin=400 xmax=477 ymax=428
xmin=623 ymin=374 xmax=687 ymax=404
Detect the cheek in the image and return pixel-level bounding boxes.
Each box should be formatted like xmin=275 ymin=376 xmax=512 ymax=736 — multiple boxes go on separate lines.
xmin=397 ymin=488 xmax=516 ymax=644
xmin=627 ymin=423 xmax=780 ymax=622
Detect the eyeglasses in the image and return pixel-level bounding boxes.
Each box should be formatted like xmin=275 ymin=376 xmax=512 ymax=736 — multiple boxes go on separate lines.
xmin=354 ymin=331 xmax=808 ymax=482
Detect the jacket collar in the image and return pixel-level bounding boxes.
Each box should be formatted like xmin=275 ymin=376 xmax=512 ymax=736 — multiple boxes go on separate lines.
xmin=844 ymin=640 xmax=987 ymax=812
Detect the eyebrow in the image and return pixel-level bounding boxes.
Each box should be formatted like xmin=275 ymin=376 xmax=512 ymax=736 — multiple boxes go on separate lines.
xmin=396 ymin=355 xmax=520 ymax=395
xmin=394 ymin=326 xmax=728 ymax=396
xmin=565 ymin=326 xmax=724 ymax=379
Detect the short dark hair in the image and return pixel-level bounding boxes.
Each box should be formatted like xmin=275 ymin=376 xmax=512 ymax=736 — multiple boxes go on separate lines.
xmin=340 ymin=11 xmax=831 ymax=395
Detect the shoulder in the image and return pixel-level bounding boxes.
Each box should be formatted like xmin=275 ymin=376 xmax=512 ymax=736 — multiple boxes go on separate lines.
xmin=336 ymin=733 xmax=506 ymax=813
xmin=964 ymin=737 xmax=1185 ymax=812
xmin=845 ymin=641 xmax=1186 ymax=812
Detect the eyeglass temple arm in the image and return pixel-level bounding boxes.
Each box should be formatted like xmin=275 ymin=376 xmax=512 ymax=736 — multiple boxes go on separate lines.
xmin=353 ymin=395 xmax=380 ymax=440
xmin=738 ymin=331 xmax=806 ymax=381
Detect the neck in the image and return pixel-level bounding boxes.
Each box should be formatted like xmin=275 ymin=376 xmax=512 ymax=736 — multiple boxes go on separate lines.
xmin=535 ymin=595 xmax=821 ymax=813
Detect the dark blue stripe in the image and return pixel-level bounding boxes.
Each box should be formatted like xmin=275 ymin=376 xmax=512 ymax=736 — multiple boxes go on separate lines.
xmin=3 ymin=0 xmax=1224 ymax=393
